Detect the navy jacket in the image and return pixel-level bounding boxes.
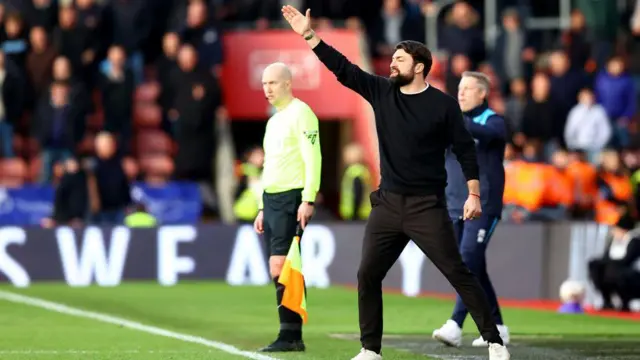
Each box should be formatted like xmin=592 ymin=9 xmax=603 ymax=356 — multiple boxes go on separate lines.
xmin=445 ymin=103 xmax=507 ymax=219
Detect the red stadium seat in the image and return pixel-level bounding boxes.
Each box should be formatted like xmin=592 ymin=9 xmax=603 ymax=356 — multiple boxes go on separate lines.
xmin=24 ymin=137 xmax=41 ymax=159
xmin=0 ymin=158 xmax=28 ymax=187
xmin=135 ymin=81 xmax=161 ymax=103
xmin=373 ymin=57 xmax=390 ymax=76
xmin=135 ymin=130 xmax=174 ymax=156
xmin=122 ymin=156 xmax=139 ymax=180
xmin=133 ymin=103 xmax=162 ymax=129
xmin=28 ymin=157 xmax=42 ymax=183
xmin=87 ymin=112 xmax=104 ymax=132
xmin=139 ymin=154 xmax=174 ymax=184
xmin=12 ymin=135 xmax=24 ymax=158
xmin=78 ymin=133 xmax=96 ymax=155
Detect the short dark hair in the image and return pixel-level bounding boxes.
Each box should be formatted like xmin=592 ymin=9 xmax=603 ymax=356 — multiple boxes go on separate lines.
xmin=394 ymin=40 xmax=433 ymax=77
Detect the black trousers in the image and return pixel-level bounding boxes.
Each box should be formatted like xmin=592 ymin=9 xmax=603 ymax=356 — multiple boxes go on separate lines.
xmin=357 ymin=190 xmax=501 ymax=352
xmin=589 ymin=258 xmax=640 ymax=309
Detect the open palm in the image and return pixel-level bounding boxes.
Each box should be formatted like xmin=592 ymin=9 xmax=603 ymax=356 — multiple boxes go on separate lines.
xmin=281 ymin=5 xmax=311 ymax=35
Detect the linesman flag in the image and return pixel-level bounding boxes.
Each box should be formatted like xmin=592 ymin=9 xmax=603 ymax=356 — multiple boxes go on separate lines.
xmin=278 ymin=224 xmax=308 ymax=324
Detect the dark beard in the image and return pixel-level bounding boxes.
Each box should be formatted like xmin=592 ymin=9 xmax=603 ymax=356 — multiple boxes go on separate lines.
xmin=389 ymin=72 xmax=414 ymax=87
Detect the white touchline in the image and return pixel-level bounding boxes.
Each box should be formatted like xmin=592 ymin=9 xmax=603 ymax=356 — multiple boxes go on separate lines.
xmin=0 ymin=291 xmax=280 ymax=360
xmin=0 ymin=350 xmax=217 ymax=354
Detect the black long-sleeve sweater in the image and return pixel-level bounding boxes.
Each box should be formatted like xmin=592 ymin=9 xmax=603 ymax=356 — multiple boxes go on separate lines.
xmin=312 ymin=40 xmax=479 ymax=196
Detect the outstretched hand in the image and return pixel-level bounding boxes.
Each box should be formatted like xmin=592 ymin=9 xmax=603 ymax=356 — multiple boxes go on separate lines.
xmin=281 ymin=5 xmax=312 ymax=36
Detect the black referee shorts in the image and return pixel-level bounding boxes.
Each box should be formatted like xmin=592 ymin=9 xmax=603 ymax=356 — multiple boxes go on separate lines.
xmin=263 ymin=189 xmax=302 ymax=256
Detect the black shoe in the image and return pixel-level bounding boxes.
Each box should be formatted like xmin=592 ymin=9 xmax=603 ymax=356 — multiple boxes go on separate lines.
xmin=258 ymin=339 xmax=306 ymax=352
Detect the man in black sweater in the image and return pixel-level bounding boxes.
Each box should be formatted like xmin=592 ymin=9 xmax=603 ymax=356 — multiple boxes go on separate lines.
xmin=281 ymin=6 xmax=510 ymax=360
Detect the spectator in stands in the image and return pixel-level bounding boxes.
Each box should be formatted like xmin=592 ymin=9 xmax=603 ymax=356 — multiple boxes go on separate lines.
xmin=0 ymin=49 xmax=24 ymax=158
xmin=491 ymin=8 xmax=536 ymax=95
xmin=107 ymin=0 xmax=152 ymax=84
xmin=542 ymin=149 xmax=573 ymax=220
xmin=564 ymin=87 xmax=612 ymax=160
xmin=575 ymin=0 xmax=619 ymax=69
xmin=339 ymin=143 xmax=372 ymax=221
xmin=2 ymin=11 xmax=29 ymax=75
xmin=179 ymin=0 xmax=224 ymax=77
xmin=41 ymin=157 xmax=89 ymax=228
xmin=503 ymin=141 xmax=547 ymax=222
xmin=75 ymin=0 xmax=108 ymax=57
xmin=34 ymin=81 xmax=84 ymax=183
xmin=548 ymin=50 xmax=589 ymax=142
xmin=566 ymin=150 xmax=599 ymax=218
xmin=53 ymin=6 xmax=98 ymax=88
xmin=595 ymin=150 xmax=633 ymax=225
xmin=98 ymin=45 xmax=134 ymax=152
xmin=594 ymin=55 xmax=637 ymax=149
xmin=440 ymin=1 xmax=485 ymax=69
xmin=156 ymin=32 xmax=180 ymax=136
xmin=26 ymin=0 xmax=58 ymax=32
xmin=124 ymin=202 xmax=157 ymax=227
xmin=87 ymin=132 xmax=132 ymax=224
xmin=74 ymin=0 xmax=108 ymax=90
xmin=588 ymin=209 xmax=640 ymax=312
xmin=628 ymin=2 xmax=640 ymax=88
xmin=233 ymin=145 xmax=264 ymax=223
xmin=367 ymin=0 xmax=425 ymax=58
xmin=445 ymin=54 xmax=470 ymax=96
xmin=170 ymin=44 xmax=221 ymax=183
xmin=503 ymin=78 xmax=527 ymax=133
xmin=26 ymin=26 xmax=57 ymax=106
xmin=560 ymin=9 xmax=591 ymax=72
xmin=51 ymin=55 xmax=92 ymax=115
xmin=519 ymin=72 xmax=558 ymax=157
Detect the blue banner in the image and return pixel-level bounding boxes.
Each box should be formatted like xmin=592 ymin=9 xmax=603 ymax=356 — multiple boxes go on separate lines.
xmin=0 ymin=186 xmax=54 ymax=225
xmin=129 ymin=182 xmax=202 ymax=224
xmin=0 ymin=182 xmax=202 ymax=225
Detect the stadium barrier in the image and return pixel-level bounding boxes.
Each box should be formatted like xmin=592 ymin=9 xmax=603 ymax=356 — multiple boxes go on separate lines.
xmin=0 ymin=182 xmax=202 ymax=225
xmin=0 ymin=222 xmax=610 ymax=306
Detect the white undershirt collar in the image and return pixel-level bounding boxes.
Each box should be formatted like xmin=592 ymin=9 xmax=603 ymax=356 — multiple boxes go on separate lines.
xmin=400 ymin=82 xmax=430 ymax=95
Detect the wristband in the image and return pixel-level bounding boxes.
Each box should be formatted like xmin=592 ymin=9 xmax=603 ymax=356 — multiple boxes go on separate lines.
xmin=303 ymin=31 xmax=314 ymax=40
xmin=469 ymin=193 xmax=480 ymax=198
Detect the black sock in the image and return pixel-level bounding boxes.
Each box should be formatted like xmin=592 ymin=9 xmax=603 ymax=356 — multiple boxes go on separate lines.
xmin=274 ymin=276 xmax=302 ymax=341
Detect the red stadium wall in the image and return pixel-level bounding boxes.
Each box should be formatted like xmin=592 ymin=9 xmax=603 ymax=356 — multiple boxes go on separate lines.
xmin=220 ymin=29 xmax=380 ymax=186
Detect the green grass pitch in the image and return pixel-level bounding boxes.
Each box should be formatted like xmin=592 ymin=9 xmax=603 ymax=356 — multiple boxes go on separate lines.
xmin=0 ymin=282 xmax=638 ymax=359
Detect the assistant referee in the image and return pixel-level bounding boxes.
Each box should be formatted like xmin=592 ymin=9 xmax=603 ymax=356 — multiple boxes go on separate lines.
xmin=281 ymin=5 xmax=510 ymax=360
xmin=253 ymin=62 xmax=322 ymax=353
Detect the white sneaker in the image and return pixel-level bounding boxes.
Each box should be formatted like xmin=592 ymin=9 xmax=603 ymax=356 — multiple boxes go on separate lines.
xmin=350 ymin=348 xmax=382 ymax=360
xmin=471 ymin=325 xmax=510 ymax=347
xmin=488 ymin=343 xmax=510 ymax=359
xmin=432 ymin=320 xmax=462 ymax=347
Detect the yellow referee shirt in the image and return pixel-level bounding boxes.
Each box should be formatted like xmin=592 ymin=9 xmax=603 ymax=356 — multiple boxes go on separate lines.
xmin=259 ymin=98 xmax=322 ymax=209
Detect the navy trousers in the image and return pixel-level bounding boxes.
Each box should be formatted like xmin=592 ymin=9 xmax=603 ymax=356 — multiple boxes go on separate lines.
xmin=450 ymin=214 xmax=504 ymax=327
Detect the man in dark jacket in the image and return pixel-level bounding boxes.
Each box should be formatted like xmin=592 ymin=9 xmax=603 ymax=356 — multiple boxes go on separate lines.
xmin=589 ymin=209 xmax=640 ymax=312
xmin=98 ymin=45 xmax=134 ymax=152
xmin=87 ymin=132 xmax=132 ymax=224
xmin=34 ymin=81 xmax=84 ymax=183
xmin=434 ymin=71 xmax=510 ymax=347
xmin=41 ymin=157 xmax=89 ymax=228
xmin=169 ymin=44 xmax=220 ymax=183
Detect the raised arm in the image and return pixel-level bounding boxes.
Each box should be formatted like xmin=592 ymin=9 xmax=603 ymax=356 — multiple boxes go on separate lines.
xmin=281 ymin=5 xmax=383 ymax=103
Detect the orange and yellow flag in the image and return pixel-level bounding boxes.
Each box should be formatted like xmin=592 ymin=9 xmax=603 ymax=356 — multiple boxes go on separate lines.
xmin=278 ymin=230 xmax=307 ymax=324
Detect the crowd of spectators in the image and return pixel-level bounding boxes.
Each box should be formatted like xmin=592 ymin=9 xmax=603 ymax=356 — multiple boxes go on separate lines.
xmin=0 ymin=0 xmax=226 ymax=224
xmin=1 ymin=0 xmax=640 ymax=226
xmin=360 ymin=0 xmax=640 ymax=226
